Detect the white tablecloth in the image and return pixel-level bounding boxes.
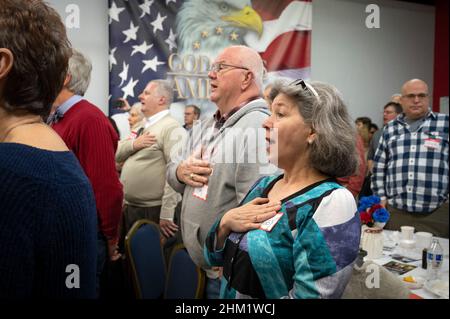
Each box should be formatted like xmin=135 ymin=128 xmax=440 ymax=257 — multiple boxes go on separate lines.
xmin=366 ymin=230 xmax=449 ymax=299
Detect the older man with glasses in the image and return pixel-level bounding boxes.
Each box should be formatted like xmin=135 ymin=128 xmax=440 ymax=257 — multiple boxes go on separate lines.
xmin=166 ymin=45 xmax=272 ymax=298
xmin=371 ymin=79 xmax=449 ymax=237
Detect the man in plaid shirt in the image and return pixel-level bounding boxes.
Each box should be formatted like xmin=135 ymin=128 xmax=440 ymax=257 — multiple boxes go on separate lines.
xmin=372 ymin=79 xmax=449 ymax=237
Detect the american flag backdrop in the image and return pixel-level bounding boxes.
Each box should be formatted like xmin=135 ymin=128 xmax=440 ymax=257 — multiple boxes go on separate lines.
xmin=108 ymin=0 xmax=312 ymax=115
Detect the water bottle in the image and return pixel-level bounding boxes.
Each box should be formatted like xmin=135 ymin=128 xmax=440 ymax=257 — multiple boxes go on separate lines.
xmin=426 ymin=238 xmax=444 ymax=281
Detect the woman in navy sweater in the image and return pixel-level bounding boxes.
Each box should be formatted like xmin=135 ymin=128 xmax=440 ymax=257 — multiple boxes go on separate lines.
xmin=0 ymin=0 xmax=97 ymax=298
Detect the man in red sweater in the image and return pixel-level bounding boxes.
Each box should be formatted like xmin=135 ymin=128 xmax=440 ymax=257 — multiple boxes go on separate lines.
xmin=49 ymin=49 xmax=123 ymax=293
xmin=337 ymin=134 xmax=367 ymax=198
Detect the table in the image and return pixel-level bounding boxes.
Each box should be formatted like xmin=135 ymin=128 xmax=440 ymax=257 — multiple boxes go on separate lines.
xmin=366 ymin=230 xmax=449 ymax=299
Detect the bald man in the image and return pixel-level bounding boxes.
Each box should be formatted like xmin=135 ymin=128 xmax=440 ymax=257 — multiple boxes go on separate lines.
xmin=391 ymin=93 xmax=402 ymax=104
xmin=372 ymin=79 xmax=449 ymax=237
xmin=167 ymin=45 xmax=271 ymax=298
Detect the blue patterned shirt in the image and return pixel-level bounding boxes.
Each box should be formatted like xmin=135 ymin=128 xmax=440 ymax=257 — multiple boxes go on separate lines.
xmin=371 ymin=110 xmax=449 ymax=213
xmin=204 ymin=175 xmax=360 ymax=299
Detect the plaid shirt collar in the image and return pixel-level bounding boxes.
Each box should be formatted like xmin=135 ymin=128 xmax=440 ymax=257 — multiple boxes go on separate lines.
xmin=396 ymin=109 xmax=436 ymax=125
xmin=213 ymin=96 xmax=260 ymax=129
xmin=214 ymin=106 xmax=240 ymax=130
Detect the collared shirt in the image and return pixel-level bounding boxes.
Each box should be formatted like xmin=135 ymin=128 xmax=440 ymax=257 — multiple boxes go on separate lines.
xmin=57 ymin=94 xmax=83 ymax=116
xmin=47 ymin=95 xmax=83 ymax=125
xmin=214 ymin=106 xmax=241 ymax=130
xmin=144 ymin=109 xmax=170 ymax=129
xmin=371 ymin=110 xmax=449 ymax=213
xmin=213 ymin=97 xmax=260 ymax=130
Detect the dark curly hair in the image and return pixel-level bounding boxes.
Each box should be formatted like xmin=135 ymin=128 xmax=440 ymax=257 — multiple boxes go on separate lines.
xmin=0 ymin=0 xmax=71 ymax=117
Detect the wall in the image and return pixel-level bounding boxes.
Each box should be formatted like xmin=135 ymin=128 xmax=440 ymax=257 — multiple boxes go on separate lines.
xmin=48 ymin=0 xmax=436 ymax=127
xmin=48 ymin=0 xmax=109 ymax=115
xmin=433 ymin=0 xmax=449 ymax=113
xmin=311 ymin=0 xmax=435 ymax=127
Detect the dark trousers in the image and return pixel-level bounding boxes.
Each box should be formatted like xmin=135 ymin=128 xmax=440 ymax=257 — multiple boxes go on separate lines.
xmin=162 ymin=201 xmax=183 ymax=265
xmin=385 ymin=202 xmax=449 ymax=238
xmin=97 ymin=231 xmax=107 ymax=298
xmin=123 ymin=204 xmax=162 ymax=234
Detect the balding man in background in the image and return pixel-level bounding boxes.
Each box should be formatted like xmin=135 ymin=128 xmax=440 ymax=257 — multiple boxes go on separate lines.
xmin=367 ymin=101 xmax=403 ymax=173
xmin=183 ymin=104 xmax=201 ymax=131
xmin=391 ymin=93 xmax=402 ymax=104
xmin=372 ymin=79 xmax=449 ymax=237
xmin=167 ymin=45 xmax=272 ymax=298
xmin=116 ymin=80 xmax=184 ymax=236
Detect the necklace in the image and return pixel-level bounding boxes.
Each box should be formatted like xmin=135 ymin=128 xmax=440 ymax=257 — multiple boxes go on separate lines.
xmin=0 ymin=119 xmax=44 ymax=143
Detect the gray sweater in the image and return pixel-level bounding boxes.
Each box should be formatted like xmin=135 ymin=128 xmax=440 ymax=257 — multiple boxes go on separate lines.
xmin=166 ymin=98 xmax=276 ymax=276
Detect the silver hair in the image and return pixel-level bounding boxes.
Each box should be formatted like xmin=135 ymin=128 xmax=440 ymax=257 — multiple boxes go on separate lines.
xmin=130 ymin=102 xmax=143 ymax=114
xmin=151 ymin=79 xmax=174 ymax=105
xmin=270 ymin=79 xmax=358 ymax=177
xmin=66 ymin=49 xmax=92 ymax=96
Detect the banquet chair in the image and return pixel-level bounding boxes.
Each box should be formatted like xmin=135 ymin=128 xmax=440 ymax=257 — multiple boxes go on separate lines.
xmin=125 ymin=219 xmax=166 ymax=299
xmin=164 ymin=244 xmax=205 ymax=299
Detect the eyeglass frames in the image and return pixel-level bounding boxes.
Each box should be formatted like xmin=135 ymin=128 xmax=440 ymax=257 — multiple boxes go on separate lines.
xmin=210 ymin=62 xmax=249 ymax=73
xmin=402 ymin=93 xmax=428 ymax=100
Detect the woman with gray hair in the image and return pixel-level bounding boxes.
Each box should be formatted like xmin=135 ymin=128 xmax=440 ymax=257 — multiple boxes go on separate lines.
xmin=128 ymin=102 xmax=145 ymax=131
xmin=204 ymin=79 xmax=361 ymax=299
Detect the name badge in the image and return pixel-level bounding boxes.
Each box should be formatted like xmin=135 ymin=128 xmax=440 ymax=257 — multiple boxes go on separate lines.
xmin=424 ymin=138 xmax=440 ymax=150
xmin=260 ymin=212 xmax=283 ymax=232
xmin=193 ymin=185 xmax=208 ymax=201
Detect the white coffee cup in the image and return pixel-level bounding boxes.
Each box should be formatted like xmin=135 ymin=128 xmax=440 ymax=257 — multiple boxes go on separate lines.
xmin=400 ymin=226 xmax=415 ymax=240
xmin=415 ymin=231 xmax=433 ymax=250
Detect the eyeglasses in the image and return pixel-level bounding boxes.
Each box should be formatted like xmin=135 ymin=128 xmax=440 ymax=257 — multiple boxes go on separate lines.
xmin=402 ymin=93 xmax=428 ymax=100
xmin=210 ymin=62 xmax=249 ymax=73
xmin=289 ymin=79 xmax=319 ymax=99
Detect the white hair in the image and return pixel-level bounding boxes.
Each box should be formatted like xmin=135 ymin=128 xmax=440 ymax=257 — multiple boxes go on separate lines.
xmin=151 ymin=79 xmax=174 ymax=105
xmin=66 ymin=49 xmax=92 ymax=96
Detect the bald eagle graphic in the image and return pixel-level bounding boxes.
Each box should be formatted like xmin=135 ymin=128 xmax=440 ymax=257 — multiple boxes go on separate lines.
xmin=176 ymin=0 xmax=263 ymax=59
xmin=170 ymin=0 xmax=265 ymax=119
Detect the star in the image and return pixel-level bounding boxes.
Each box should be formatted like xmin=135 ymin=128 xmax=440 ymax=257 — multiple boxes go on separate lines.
xmin=230 ymin=32 xmax=239 ymax=41
xmin=109 ymin=47 xmax=117 ymax=71
xmin=118 ymin=62 xmax=129 ymax=86
xmin=150 ymin=13 xmax=167 ymax=34
xmin=139 ymin=0 xmax=154 ymax=18
xmin=166 ymin=0 xmax=176 ymax=5
xmin=193 ymin=41 xmax=200 ymax=50
xmin=215 ymin=27 xmax=223 ymax=35
xmin=165 ymin=29 xmax=177 ymax=51
xmin=142 ymin=56 xmax=165 ymax=73
xmin=122 ymin=21 xmax=139 ymax=43
xmin=201 ymin=31 xmax=209 ymax=38
xmin=121 ymin=77 xmax=138 ymax=100
xmin=131 ymin=41 xmax=153 ymax=56
xmin=109 ymin=2 xmax=125 ymax=24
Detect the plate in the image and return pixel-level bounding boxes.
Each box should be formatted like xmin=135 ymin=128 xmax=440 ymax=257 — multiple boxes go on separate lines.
xmin=424 ymin=279 xmax=449 ymax=299
xmin=401 ymin=276 xmax=425 ymax=290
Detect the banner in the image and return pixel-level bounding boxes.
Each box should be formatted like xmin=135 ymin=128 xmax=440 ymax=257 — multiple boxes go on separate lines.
xmin=109 ymin=0 xmax=311 ymax=116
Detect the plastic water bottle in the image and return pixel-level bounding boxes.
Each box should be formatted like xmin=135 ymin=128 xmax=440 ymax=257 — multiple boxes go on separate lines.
xmin=426 ymin=238 xmax=444 ymax=281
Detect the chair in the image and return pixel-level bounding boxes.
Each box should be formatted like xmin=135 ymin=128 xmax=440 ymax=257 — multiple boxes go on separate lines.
xmin=125 ymin=219 xmax=166 ymax=299
xmin=164 ymin=243 xmax=206 ymax=299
